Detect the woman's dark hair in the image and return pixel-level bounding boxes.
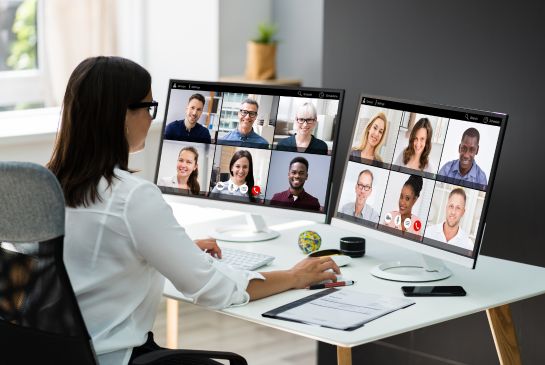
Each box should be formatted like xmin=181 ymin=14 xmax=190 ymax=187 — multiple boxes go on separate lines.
xmin=47 ymin=56 xmax=151 ymax=207
xmin=179 ymin=146 xmax=200 ymax=195
xmin=403 ymin=118 xmax=432 ymax=169
xmin=403 ymin=175 xmax=423 ymax=198
xmin=229 ymin=150 xmax=255 ymax=195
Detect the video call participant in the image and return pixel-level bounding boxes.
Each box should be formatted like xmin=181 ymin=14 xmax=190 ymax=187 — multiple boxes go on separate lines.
xmin=438 ymin=127 xmax=487 ymax=186
xmin=383 ymin=175 xmax=423 ymax=236
xmin=351 ymin=112 xmax=388 ymax=162
xmin=340 ymin=169 xmax=380 ymax=222
xmin=270 ymin=156 xmax=321 ymax=211
xmin=211 ymin=150 xmax=257 ymax=199
xmin=218 ymin=98 xmax=268 ymax=148
xmin=164 ymin=93 xmax=211 ymax=143
xmin=158 ymin=146 xmax=200 ymax=194
xmin=425 ymin=188 xmax=473 ymax=250
xmin=393 ymin=117 xmax=436 ymax=173
xmin=276 ymin=102 xmax=328 ymax=155
xmin=48 ymin=56 xmax=340 ymax=365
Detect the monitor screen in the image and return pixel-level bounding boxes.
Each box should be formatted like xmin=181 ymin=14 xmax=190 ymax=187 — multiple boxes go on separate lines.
xmin=155 ymin=80 xmax=344 ymax=218
xmin=335 ymin=95 xmax=507 ymax=269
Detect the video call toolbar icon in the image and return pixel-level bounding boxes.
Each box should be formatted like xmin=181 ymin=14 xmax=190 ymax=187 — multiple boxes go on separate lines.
xmin=394 ymin=214 xmax=402 ymax=227
xmin=385 ymin=212 xmax=392 ymax=224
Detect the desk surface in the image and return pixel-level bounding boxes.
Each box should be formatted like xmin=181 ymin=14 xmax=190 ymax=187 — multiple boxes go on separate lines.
xmin=164 ymin=203 xmax=545 ymax=349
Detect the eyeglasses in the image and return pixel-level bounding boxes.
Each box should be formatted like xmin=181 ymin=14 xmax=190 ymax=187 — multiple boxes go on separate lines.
xmin=239 ymin=109 xmax=258 ymax=118
xmin=296 ymin=118 xmax=316 ymax=125
xmin=356 ymin=183 xmax=372 ymax=191
xmin=129 ymin=100 xmax=159 ymax=119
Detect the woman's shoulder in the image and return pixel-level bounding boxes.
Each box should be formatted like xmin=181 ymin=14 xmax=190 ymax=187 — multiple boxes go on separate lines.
xmin=113 ymin=168 xmax=161 ymax=196
xmin=311 ymin=135 xmax=328 ymax=147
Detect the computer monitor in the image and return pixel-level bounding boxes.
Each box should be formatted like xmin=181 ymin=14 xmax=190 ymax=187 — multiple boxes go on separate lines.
xmin=331 ymin=95 xmax=507 ymax=282
xmin=155 ymin=80 xmax=344 ymax=241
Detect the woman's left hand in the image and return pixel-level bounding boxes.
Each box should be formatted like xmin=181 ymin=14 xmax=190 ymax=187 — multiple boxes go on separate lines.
xmin=195 ymin=238 xmax=222 ymax=259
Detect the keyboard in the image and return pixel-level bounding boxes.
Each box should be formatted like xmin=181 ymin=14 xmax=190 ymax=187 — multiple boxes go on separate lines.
xmin=219 ymin=247 xmax=275 ymax=271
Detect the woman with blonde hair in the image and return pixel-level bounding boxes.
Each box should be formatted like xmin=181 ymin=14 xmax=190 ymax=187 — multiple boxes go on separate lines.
xmin=351 ymin=112 xmax=388 ymax=162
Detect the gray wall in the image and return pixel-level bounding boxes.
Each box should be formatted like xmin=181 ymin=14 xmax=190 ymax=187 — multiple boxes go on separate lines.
xmin=219 ymin=0 xmax=272 ymax=77
xmin=320 ymin=1 xmax=545 ymax=364
xmin=272 ymin=0 xmax=324 ymax=87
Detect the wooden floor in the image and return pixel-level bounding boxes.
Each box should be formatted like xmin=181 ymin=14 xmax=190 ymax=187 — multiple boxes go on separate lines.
xmin=152 ymin=298 xmax=317 ymax=365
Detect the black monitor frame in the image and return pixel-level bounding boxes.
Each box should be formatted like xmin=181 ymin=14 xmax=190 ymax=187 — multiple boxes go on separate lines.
xmin=154 ymin=79 xmax=345 ymax=220
xmin=334 ymin=93 xmax=508 ymax=268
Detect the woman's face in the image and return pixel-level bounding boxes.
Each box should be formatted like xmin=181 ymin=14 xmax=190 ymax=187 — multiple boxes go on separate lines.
xmin=231 ymin=156 xmax=250 ymax=185
xmin=366 ymin=118 xmax=385 ymax=148
xmin=412 ymin=127 xmax=427 ymax=156
xmin=398 ymin=184 xmax=417 ymax=216
xmin=296 ymin=111 xmax=316 ymax=137
xmin=177 ymin=150 xmax=198 ymax=178
xmin=125 ymin=90 xmax=153 ymax=153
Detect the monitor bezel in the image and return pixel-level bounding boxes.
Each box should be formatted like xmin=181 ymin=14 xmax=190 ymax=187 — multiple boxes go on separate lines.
xmin=332 ymin=93 xmax=508 ymax=269
xmin=154 ymin=79 xmax=345 ymax=222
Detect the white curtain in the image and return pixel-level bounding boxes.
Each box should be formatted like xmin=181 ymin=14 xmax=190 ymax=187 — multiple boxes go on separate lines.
xmin=43 ymin=0 xmax=118 ymax=106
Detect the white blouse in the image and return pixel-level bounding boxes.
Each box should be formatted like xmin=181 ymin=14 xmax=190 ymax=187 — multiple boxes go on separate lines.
xmin=63 ymin=168 xmax=263 ymax=365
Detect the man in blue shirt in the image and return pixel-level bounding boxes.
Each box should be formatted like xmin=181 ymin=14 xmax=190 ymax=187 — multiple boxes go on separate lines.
xmin=164 ymin=93 xmax=211 ymax=143
xmin=438 ymin=127 xmax=487 ymax=186
xmin=218 ymin=98 xmax=269 ymax=148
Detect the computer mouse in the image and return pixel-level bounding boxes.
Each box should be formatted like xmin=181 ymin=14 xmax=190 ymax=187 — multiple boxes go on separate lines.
xmin=308 ymin=249 xmax=352 ymax=267
xmin=330 ymin=254 xmax=352 ymax=267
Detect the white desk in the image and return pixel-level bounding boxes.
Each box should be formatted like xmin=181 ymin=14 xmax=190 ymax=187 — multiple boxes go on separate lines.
xmin=163 ymin=206 xmax=545 ymax=365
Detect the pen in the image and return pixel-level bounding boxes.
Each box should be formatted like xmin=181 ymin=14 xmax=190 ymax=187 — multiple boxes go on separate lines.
xmin=309 ymin=280 xmax=355 ymax=290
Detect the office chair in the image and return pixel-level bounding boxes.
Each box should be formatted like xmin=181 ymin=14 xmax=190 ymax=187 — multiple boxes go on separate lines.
xmin=0 ymin=161 xmax=247 ymax=365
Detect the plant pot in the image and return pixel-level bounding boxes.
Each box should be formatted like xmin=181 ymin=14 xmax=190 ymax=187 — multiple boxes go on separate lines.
xmin=245 ymin=41 xmax=277 ymax=80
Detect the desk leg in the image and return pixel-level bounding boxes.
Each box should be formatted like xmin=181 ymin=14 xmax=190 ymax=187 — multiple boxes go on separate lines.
xmin=166 ymin=298 xmax=179 ymax=349
xmin=337 ymin=346 xmax=352 ymax=365
xmin=486 ymin=304 xmax=522 ymax=365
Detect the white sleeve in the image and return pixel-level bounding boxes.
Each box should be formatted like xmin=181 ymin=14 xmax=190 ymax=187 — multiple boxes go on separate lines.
xmin=124 ymin=182 xmax=263 ymax=309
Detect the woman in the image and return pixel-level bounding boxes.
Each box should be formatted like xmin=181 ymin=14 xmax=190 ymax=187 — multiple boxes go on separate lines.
xmin=384 ymin=175 xmax=423 ymax=236
xmin=276 ymin=102 xmax=328 ymax=155
xmin=47 ymin=56 xmax=339 ymax=365
xmin=211 ymin=150 xmax=256 ymax=198
xmin=158 ymin=146 xmax=200 ymax=194
xmin=393 ymin=118 xmax=435 ymax=173
xmin=351 ymin=112 xmax=388 ymax=162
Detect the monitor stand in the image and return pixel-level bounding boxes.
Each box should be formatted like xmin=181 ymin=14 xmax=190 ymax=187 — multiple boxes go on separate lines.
xmin=209 ymin=213 xmax=280 ymax=242
xmin=370 ymin=254 xmax=452 ymax=282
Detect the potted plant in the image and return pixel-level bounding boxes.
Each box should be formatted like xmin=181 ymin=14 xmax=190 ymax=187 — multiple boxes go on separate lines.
xmin=245 ymin=22 xmax=278 ymax=80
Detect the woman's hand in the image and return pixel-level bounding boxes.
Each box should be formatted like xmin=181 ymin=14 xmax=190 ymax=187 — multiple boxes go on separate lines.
xmin=194 ymin=238 xmax=222 ymax=259
xmin=246 ymin=257 xmax=341 ymax=301
xmin=288 ymin=257 xmax=341 ymax=289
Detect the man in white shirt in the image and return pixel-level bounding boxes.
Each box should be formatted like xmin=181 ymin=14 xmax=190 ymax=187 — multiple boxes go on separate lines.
xmin=340 ymin=169 xmax=380 ymax=223
xmin=425 ymin=188 xmax=473 ymax=250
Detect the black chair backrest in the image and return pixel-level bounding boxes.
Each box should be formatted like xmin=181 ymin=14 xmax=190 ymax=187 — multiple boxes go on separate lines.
xmin=0 ymin=161 xmax=97 ymax=364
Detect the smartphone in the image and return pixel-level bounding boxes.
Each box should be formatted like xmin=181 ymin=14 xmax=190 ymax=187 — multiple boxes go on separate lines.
xmin=401 ymin=286 xmax=466 ymax=297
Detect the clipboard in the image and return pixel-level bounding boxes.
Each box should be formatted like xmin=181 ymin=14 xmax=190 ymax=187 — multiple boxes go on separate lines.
xmin=262 ymin=288 xmax=415 ymax=331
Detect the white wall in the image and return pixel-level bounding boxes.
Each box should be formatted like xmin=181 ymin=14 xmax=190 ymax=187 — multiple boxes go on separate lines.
xmin=144 ymin=0 xmax=220 ymax=121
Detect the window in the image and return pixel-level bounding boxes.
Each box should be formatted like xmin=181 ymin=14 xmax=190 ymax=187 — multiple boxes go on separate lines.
xmin=0 ymin=0 xmax=44 ymax=111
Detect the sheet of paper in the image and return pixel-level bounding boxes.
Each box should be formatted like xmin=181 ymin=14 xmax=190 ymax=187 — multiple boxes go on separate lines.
xmin=276 ymin=289 xmax=414 ymax=330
